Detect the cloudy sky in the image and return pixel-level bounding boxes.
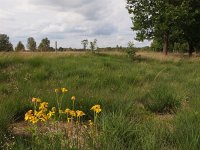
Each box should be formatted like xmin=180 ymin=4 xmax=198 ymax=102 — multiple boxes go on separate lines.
xmin=0 ymin=0 xmax=150 ymax=48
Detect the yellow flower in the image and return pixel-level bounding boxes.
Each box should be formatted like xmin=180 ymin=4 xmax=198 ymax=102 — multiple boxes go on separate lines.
xmin=69 ymin=110 xmax=76 ymax=117
xmin=27 ymin=110 xmax=33 ymax=114
xmin=25 ymin=110 xmax=33 ymax=121
xmin=67 ymin=117 xmax=71 ymax=123
xmin=95 ymin=108 xmax=102 ymax=113
xmin=51 ymin=107 xmax=56 ymax=112
xmin=65 ymin=108 xmax=70 ymax=114
xmin=47 ymin=111 xmax=55 ymax=119
xmin=24 ymin=114 xmax=29 ymax=121
xmin=24 ymin=110 xmax=39 ymax=124
xmin=76 ymin=110 xmax=85 ymax=117
xmin=55 ymin=88 xmax=60 ymax=93
xmin=39 ymin=114 xmax=48 ymax=122
xmin=61 ymin=88 xmax=68 ymax=93
xmin=59 ymin=109 xmax=64 ymax=114
xmin=91 ymin=104 xmax=102 ymax=114
xmin=88 ymin=120 xmax=93 ymax=126
xmin=90 ymin=104 xmax=100 ymax=111
xmin=32 ymin=98 xmax=37 ymax=103
xmin=71 ymin=96 xmax=76 ymax=101
xmin=34 ymin=110 xmax=43 ymax=118
xmin=32 ymin=98 xmax=41 ymax=103
xmin=30 ymin=116 xmax=39 ymax=124
xmin=39 ymin=102 xmax=48 ymax=111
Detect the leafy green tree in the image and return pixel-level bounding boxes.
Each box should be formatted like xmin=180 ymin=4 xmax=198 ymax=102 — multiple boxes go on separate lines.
xmin=176 ymin=0 xmax=200 ymax=56
xmin=127 ymin=0 xmax=200 ymax=56
xmin=27 ymin=37 xmax=37 ymax=51
xmin=90 ymin=39 xmax=97 ymax=51
xmin=173 ymin=42 xmax=188 ymax=53
xmin=58 ymin=47 xmax=64 ymax=51
xmin=151 ymin=39 xmax=163 ymax=52
xmin=15 ymin=41 xmax=25 ymax=51
xmin=0 ymin=34 xmax=13 ymax=51
xmin=81 ymin=39 xmax=88 ymax=50
xmin=127 ymin=0 xmax=180 ymax=55
xmin=38 ymin=38 xmax=50 ymax=51
xmin=151 ymin=36 xmax=174 ymax=52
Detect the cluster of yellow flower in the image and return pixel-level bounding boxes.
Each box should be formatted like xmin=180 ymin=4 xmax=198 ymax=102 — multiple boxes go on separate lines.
xmin=25 ymin=98 xmax=56 ymax=124
xmin=24 ymin=88 xmax=102 ymax=125
xmin=55 ymin=88 xmax=68 ymax=93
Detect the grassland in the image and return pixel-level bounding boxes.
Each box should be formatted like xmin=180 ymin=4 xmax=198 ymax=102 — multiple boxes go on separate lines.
xmin=1 ymin=51 xmax=200 ymax=149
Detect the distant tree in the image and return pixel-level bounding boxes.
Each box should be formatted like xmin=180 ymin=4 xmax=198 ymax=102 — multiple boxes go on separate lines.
xmin=90 ymin=39 xmax=97 ymax=51
xmin=81 ymin=39 xmax=88 ymax=50
xmin=15 ymin=41 xmax=25 ymax=51
xmin=38 ymin=38 xmax=50 ymax=51
xmin=0 ymin=34 xmax=13 ymax=51
xmin=58 ymin=47 xmax=64 ymax=51
xmin=49 ymin=47 xmax=55 ymax=51
xmin=27 ymin=37 xmax=36 ymax=51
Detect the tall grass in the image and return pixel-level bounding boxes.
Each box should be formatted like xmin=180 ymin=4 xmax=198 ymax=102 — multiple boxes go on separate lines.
xmin=0 ymin=52 xmax=200 ymax=149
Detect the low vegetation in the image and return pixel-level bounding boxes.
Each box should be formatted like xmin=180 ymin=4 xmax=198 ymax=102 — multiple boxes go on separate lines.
xmin=0 ymin=52 xmax=200 ymax=149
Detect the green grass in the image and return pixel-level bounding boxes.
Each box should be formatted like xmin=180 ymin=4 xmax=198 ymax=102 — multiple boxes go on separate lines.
xmin=1 ymin=52 xmax=200 ymax=149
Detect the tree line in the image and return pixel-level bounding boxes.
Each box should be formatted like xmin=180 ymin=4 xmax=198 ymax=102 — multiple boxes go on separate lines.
xmin=0 ymin=34 xmax=53 ymax=52
xmin=127 ymin=0 xmax=200 ymax=56
xmin=0 ymin=34 xmax=99 ymax=52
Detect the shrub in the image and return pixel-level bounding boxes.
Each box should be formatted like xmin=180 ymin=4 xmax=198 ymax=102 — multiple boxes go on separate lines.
xmin=126 ymin=41 xmax=136 ymax=60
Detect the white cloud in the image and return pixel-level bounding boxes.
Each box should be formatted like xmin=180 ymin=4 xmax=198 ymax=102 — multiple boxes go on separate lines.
xmin=0 ymin=0 xmax=151 ymax=48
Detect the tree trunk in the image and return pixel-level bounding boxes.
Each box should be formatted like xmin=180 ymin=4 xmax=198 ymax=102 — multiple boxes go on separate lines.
xmin=163 ymin=32 xmax=169 ymax=55
xmin=188 ymin=42 xmax=194 ymax=57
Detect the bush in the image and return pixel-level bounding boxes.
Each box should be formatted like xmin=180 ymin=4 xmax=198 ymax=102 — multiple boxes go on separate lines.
xmin=126 ymin=41 xmax=136 ymax=60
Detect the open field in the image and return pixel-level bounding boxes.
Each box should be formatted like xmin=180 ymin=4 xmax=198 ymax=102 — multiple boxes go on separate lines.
xmin=1 ymin=51 xmax=200 ymax=149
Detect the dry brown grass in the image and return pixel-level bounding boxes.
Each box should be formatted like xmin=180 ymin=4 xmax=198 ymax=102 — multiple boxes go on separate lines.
xmin=1 ymin=51 xmax=200 ymax=62
xmin=99 ymin=51 xmax=125 ymax=56
xmin=137 ymin=51 xmax=200 ymax=62
xmin=0 ymin=51 xmax=86 ymax=59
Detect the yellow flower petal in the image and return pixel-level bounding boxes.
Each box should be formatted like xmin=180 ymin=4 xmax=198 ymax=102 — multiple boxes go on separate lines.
xmin=51 ymin=107 xmax=56 ymax=112
xmin=65 ymin=108 xmax=70 ymax=114
xmin=61 ymin=88 xmax=68 ymax=93
xmin=32 ymin=98 xmax=41 ymax=103
xmin=69 ymin=110 xmax=76 ymax=117
xmin=76 ymin=110 xmax=85 ymax=117
xmin=91 ymin=104 xmax=101 ymax=111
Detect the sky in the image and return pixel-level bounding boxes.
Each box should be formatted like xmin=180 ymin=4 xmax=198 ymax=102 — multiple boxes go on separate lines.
xmin=0 ymin=0 xmax=150 ymax=48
